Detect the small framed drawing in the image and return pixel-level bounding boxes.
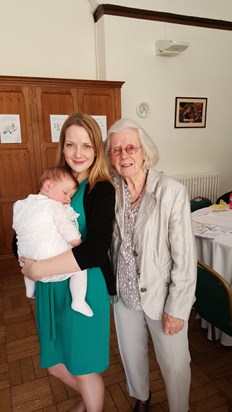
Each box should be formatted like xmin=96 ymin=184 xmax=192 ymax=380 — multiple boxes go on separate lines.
xmin=174 ymin=97 xmax=207 ymax=128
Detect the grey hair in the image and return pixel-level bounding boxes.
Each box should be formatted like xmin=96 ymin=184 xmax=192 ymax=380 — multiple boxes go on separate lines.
xmin=105 ymin=118 xmax=159 ymax=172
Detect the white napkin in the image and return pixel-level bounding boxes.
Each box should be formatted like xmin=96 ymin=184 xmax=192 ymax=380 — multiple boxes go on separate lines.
xmin=191 ymin=208 xmax=211 ymax=216
xmin=194 ymin=224 xmax=232 ymax=239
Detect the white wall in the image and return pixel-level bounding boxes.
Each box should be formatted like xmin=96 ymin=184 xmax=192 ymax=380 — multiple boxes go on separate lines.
xmin=96 ymin=3 xmax=232 ymax=195
xmin=1 ymin=0 xmax=97 ymax=79
xmin=0 ymin=0 xmax=232 ymax=194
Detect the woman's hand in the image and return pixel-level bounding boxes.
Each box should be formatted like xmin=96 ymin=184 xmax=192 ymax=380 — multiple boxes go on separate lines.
xmin=20 ymin=257 xmax=40 ymax=280
xmin=162 ymin=312 xmax=184 ymax=335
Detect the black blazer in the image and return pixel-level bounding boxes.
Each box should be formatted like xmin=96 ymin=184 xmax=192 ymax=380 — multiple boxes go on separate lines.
xmin=12 ymin=180 xmax=116 ymax=296
xmin=72 ymin=180 xmax=116 ymax=295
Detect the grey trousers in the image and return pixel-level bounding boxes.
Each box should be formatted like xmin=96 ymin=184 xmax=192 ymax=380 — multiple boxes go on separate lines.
xmin=113 ymin=299 xmax=191 ymax=412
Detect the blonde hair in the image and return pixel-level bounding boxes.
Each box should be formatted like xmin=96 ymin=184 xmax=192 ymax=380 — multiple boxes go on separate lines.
xmin=39 ymin=166 xmax=78 ymax=190
xmin=56 ymin=112 xmax=113 ymax=190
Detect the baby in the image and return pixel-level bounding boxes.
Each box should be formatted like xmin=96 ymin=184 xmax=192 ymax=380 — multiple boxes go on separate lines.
xmin=13 ymin=166 xmax=93 ymax=317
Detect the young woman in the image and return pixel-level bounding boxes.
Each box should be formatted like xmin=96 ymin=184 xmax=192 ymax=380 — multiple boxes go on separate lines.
xmin=19 ymin=112 xmax=116 ymax=412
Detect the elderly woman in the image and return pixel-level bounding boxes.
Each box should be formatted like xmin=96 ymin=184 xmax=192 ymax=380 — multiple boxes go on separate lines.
xmin=105 ymin=118 xmax=196 ymax=412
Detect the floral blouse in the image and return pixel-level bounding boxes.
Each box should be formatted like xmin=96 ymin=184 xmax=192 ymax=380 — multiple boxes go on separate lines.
xmin=117 ymin=184 xmax=142 ymax=310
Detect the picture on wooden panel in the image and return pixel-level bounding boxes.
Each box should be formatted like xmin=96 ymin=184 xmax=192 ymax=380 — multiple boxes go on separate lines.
xmin=50 ymin=114 xmax=69 ymax=142
xmin=0 ymin=114 xmax=22 ymax=143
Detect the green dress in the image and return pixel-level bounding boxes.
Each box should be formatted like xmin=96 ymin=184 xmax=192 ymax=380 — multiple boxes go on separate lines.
xmin=35 ymin=179 xmax=110 ymax=375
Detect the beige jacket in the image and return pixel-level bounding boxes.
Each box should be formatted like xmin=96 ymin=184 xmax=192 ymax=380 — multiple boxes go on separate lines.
xmin=111 ymin=169 xmax=197 ymax=320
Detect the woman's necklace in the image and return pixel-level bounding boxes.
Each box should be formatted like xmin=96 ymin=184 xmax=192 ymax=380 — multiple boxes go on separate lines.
xmin=130 ymin=187 xmax=145 ymax=205
xmin=130 ymin=173 xmax=148 ymax=206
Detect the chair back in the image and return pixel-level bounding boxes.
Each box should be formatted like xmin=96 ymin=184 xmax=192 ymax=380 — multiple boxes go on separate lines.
xmin=195 ymin=261 xmax=232 ymax=337
xmin=216 ymin=191 xmax=231 ymax=204
xmin=190 ymin=196 xmax=212 ymax=213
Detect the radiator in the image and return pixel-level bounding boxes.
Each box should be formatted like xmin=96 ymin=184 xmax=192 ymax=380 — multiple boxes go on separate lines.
xmin=169 ymin=172 xmax=220 ymax=203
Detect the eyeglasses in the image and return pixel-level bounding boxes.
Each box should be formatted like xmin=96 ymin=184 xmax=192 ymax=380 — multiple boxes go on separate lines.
xmin=109 ymin=145 xmax=142 ymax=157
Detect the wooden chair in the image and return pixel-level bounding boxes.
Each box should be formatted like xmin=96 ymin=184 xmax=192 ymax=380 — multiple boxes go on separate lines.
xmin=189 ymin=260 xmax=232 ymax=342
xmin=189 ymin=261 xmax=232 ymax=410
xmin=190 ymin=196 xmax=212 ymax=212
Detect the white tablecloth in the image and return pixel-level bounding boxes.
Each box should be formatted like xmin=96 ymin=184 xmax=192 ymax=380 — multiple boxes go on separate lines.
xmin=192 ymin=207 xmax=232 ymax=346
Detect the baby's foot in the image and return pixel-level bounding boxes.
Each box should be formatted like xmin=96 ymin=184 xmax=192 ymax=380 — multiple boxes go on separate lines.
xmin=26 ymin=291 xmax=35 ymax=299
xmin=71 ymin=301 xmax=93 ymax=317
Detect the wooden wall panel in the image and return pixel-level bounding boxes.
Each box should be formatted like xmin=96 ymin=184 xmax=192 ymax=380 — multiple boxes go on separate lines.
xmin=0 ymin=86 xmax=38 ymax=258
xmin=0 ymin=149 xmax=37 ymax=256
xmin=78 ymin=87 xmax=121 ymax=129
xmin=0 ymin=76 xmax=124 ymax=259
xmin=35 ymin=87 xmax=77 ymax=173
xmin=37 ymin=88 xmax=76 ymax=141
xmin=0 ymin=150 xmax=35 ymax=198
xmin=45 ymin=147 xmax=59 ymax=169
xmin=1 ymin=202 xmax=16 ymax=254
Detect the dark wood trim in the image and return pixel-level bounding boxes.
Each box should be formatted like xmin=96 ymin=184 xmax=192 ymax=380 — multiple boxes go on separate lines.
xmin=0 ymin=75 xmax=124 ymax=89
xmin=94 ymin=4 xmax=232 ymax=31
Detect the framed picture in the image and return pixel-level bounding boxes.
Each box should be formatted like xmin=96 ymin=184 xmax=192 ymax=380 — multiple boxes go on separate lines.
xmin=174 ymin=97 xmax=207 ymax=128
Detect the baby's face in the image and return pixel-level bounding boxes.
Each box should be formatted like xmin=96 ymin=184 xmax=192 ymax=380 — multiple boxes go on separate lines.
xmin=47 ymin=177 xmax=77 ymax=204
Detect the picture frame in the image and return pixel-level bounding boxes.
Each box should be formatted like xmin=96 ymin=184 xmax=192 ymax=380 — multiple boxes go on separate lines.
xmin=174 ymin=97 xmax=207 ymax=128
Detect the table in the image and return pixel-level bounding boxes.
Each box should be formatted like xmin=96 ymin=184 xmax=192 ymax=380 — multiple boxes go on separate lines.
xmin=191 ymin=207 xmax=232 ymax=346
